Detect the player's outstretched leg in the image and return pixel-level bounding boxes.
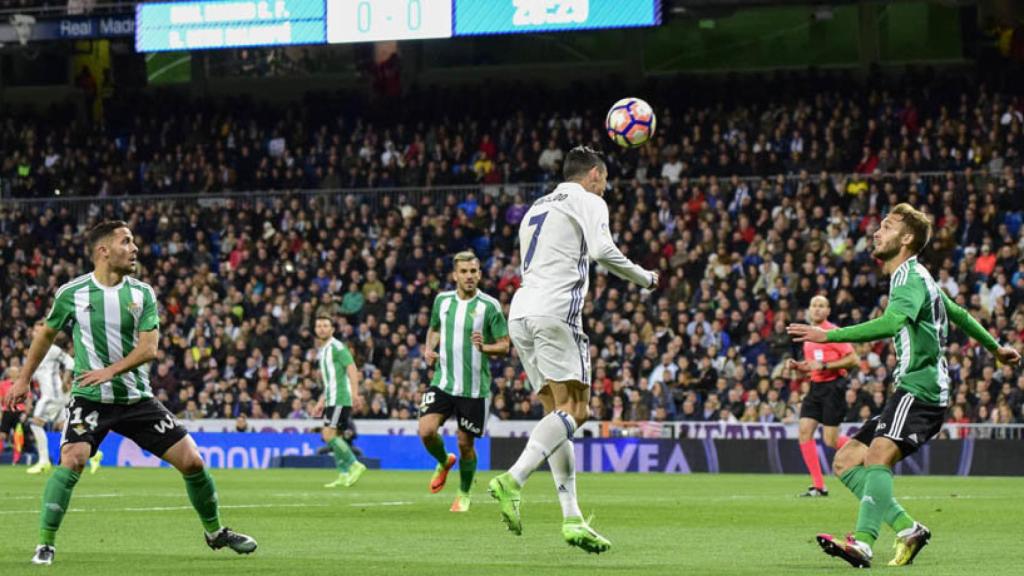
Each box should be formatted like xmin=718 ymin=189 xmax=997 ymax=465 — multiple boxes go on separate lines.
xmin=164 ymin=436 xmax=257 ymax=555
xmin=490 ymin=407 xmax=577 ymax=535
xmin=551 ymin=440 xmax=610 ymax=553
xmin=35 ymin=465 xmax=81 ymax=564
xmin=834 ymin=437 xmax=923 ymax=566
xmin=184 ymin=468 xmax=257 ymax=553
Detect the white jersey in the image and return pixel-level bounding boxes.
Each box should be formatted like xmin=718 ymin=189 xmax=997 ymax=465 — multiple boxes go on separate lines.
xmin=510 ymin=182 xmax=652 ymax=326
xmin=35 ymin=345 xmax=73 ymax=400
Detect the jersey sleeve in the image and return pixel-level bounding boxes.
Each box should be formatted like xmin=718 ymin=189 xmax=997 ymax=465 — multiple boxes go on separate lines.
xmin=45 ymin=290 xmax=75 ymax=331
xmin=826 ymin=308 xmax=908 ymax=343
xmin=940 ymin=290 xmax=1000 ymax=352
xmin=429 ymin=296 xmax=442 ymax=331
xmin=335 ymin=344 xmax=355 ymax=368
xmin=486 ymin=302 xmax=509 ymax=340
xmin=139 ymin=284 xmax=160 ymax=332
xmin=572 ymin=193 xmax=653 ymax=288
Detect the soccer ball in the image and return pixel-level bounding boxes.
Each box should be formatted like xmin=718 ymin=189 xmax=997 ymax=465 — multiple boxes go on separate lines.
xmin=605 ymin=97 xmax=656 ymax=148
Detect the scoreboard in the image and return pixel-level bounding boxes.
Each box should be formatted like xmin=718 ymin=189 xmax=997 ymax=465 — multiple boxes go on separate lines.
xmin=135 ymin=0 xmax=661 ymax=52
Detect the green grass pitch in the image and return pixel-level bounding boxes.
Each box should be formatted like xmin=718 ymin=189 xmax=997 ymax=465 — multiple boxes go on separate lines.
xmin=1 ymin=467 xmax=1021 ymax=575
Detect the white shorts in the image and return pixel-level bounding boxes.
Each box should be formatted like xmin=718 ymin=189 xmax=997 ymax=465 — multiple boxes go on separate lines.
xmin=32 ymin=396 xmax=67 ymax=423
xmin=509 ymin=316 xmax=590 ymax=391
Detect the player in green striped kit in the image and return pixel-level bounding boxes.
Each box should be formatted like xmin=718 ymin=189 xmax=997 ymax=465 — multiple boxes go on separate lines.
xmin=313 ymin=313 xmax=366 ymax=488
xmin=420 ymin=251 xmax=510 ymax=512
xmin=789 ymin=204 xmax=1020 ymax=568
xmin=1 ymin=220 xmax=256 ymax=566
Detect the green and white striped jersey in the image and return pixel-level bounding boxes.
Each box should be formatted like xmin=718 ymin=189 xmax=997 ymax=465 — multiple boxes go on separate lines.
xmin=45 ymin=273 xmax=159 ymax=405
xmin=888 ymin=257 xmax=950 ymax=406
xmin=429 ymin=290 xmax=508 ymax=398
xmin=318 ymin=337 xmax=355 ymax=407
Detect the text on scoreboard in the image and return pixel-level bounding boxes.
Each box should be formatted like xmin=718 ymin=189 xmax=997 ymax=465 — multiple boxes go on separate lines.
xmin=135 ymin=0 xmax=661 ymax=52
xmin=455 ymin=0 xmax=660 ymax=35
xmin=135 ymin=0 xmax=326 ymax=52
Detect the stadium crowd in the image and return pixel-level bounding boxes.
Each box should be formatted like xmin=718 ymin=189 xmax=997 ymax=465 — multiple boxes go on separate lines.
xmin=2 ymin=73 xmax=1024 ymax=428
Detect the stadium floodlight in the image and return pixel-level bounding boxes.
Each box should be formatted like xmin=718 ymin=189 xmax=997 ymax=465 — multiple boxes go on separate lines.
xmin=9 ymin=14 xmax=36 ymax=46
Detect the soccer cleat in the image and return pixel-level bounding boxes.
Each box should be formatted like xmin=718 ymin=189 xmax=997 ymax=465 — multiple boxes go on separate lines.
xmin=888 ymin=522 xmax=931 ymax=566
xmin=323 ymin=473 xmax=348 ymax=488
xmin=816 ymin=533 xmax=873 ymax=568
xmin=205 ymin=527 xmax=258 ymax=554
xmin=345 ymin=461 xmax=367 ymax=487
xmin=88 ymin=450 xmax=103 ymax=475
xmin=429 ymin=453 xmax=457 ymax=493
xmin=487 ymin=473 xmax=522 ymax=535
xmin=26 ymin=460 xmax=52 ymax=475
xmin=562 ymin=516 xmax=612 ymax=554
xmin=800 ymin=486 xmax=829 ymax=497
xmin=31 ymin=545 xmax=55 ymax=565
xmin=450 ymin=491 xmax=471 ymax=513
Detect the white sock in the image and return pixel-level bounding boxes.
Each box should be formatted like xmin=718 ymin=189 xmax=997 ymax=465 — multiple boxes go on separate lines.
xmin=509 ymin=410 xmax=577 ymax=487
xmin=549 ymin=440 xmax=582 ymax=519
xmin=31 ymin=424 xmax=49 ymax=464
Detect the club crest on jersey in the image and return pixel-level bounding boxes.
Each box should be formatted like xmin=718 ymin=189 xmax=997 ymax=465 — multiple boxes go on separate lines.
xmin=128 ymin=301 xmax=143 ymax=319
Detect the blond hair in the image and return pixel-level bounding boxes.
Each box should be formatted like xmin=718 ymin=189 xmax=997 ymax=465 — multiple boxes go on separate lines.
xmin=890 ymin=203 xmax=932 ymax=255
xmin=453 ymin=251 xmax=479 ymax=265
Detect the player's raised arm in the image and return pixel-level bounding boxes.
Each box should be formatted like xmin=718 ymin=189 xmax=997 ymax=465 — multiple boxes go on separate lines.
xmin=788 ymin=308 xmax=910 ymax=344
xmin=940 ymin=291 xmax=1021 ymax=365
xmin=574 ymin=192 xmax=656 ymax=288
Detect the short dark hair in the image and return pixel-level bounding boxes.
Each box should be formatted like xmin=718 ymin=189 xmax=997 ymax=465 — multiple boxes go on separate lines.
xmin=85 ymin=220 xmax=129 ymax=253
xmin=562 ymin=146 xmax=606 ymax=181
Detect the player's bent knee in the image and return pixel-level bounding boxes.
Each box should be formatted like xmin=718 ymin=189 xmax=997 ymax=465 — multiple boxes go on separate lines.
xmin=177 ymin=453 xmax=205 ymax=475
xmin=59 ymin=445 xmax=90 ymax=473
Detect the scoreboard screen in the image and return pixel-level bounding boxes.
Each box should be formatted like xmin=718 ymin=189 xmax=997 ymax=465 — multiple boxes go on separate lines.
xmin=135 ymin=0 xmax=661 ymax=52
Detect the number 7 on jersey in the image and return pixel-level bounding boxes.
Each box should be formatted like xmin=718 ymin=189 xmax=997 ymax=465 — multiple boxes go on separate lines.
xmin=523 ymin=211 xmax=548 ymax=271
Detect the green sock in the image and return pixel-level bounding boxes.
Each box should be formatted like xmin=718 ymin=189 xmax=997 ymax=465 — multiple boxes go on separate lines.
xmin=839 ymin=465 xmax=868 ymax=498
xmin=328 ymin=437 xmax=356 ymax=472
xmin=842 ymin=464 xmax=914 ymax=532
xmin=459 ymin=456 xmax=477 ymax=493
xmin=854 ymin=464 xmax=894 ymax=545
xmin=885 ymin=499 xmax=915 ymax=533
xmin=184 ymin=469 xmax=222 ymax=534
xmin=39 ymin=466 xmax=80 ymax=546
xmin=423 ymin=434 xmax=448 ymax=466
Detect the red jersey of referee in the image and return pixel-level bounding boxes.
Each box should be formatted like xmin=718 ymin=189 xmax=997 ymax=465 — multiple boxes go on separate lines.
xmin=802 ymin=322 xmax=855 ymax=383
xmin=0 ymin=379 xmax=27 ymax=412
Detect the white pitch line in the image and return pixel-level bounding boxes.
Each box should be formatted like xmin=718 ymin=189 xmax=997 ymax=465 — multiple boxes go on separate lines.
xmin=349 ymin=501 xmax=414 ymax=507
